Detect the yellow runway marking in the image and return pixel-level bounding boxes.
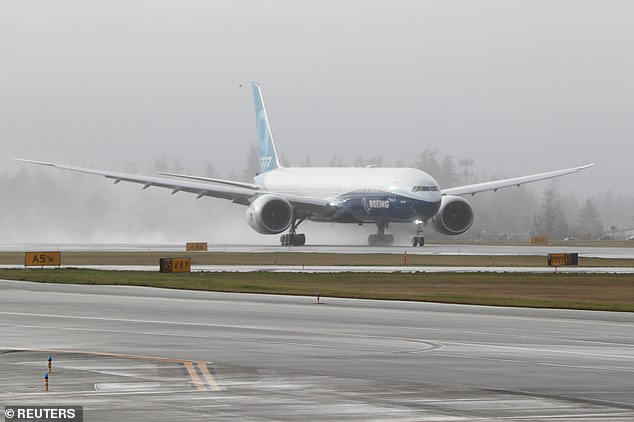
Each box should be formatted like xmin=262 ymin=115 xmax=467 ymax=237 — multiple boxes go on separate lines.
xmin=184 ymin=361 xmax=207 ymax=391
xmin=12 ymin=347 xmax=223 ymax=393
xmin=197 ymin=361 xmax=221 ymax=391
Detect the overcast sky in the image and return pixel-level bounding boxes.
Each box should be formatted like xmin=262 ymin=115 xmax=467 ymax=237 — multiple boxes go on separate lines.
xmin=2 ymin=0 xmax=633 ymax=196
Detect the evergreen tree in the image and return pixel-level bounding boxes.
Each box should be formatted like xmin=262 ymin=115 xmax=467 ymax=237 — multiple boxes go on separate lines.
xmin=575 ymin=199 xmax=603 ymax=239
xmin=412 ymin=149 xmax=457 ymax=188
xmin=352 ymin=156 xmax=382 ymax=167
xmin=123 ymin=163 xmax=138 ymax=174
xmin=204 ymin=161 xmax=216 ymax=178
xmin=171 ymin=158 xmax=184 ymax=174
xmin=329 ymin=154 xmax=344 ymax=167
xmin=533 ymin=181 xmax=569 ymax=239
xmin=440 ymin=155 xmax=458 ymax=188
xmin=241 ymin=143 xmax=260 ymax=181
xmin=413 ymin=149 xmax=442 ymax=177
xmin=154 ymin=155 xmax=169 ymax=172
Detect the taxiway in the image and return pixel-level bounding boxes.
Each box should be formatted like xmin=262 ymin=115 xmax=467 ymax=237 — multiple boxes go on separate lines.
xmin=1 ymin=279 xmax=633 ymax=420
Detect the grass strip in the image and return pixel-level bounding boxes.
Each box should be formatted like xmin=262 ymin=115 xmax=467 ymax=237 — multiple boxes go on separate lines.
xmin=1 ymin=251 xmax=633 ymax=267
xmin=1 ymin=268 xmax=633 ymax=312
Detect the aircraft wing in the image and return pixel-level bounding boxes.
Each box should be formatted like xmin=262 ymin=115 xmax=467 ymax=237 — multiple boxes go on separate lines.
xmin=15 ymin=159 xmax=336 ymax=215
xmin=442 ymin=163 xmax=594 ymax=197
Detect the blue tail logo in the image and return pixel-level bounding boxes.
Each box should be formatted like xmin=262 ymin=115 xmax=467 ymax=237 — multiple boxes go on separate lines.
xmin=252 ymin=82 xmax=281 ymax=173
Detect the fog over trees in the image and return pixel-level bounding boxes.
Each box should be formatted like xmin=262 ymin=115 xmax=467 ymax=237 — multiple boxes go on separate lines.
xmin=2 ymin=147 xmax=632 ymax=244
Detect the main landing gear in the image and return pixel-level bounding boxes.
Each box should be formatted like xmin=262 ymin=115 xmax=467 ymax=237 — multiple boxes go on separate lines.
xmin=368 ymin=222 xmax=394 ymax=246
xmin=280 ymin=218 xmax=306 ymax=246
xmin=412 ymin=221 xmax=425 ymax=247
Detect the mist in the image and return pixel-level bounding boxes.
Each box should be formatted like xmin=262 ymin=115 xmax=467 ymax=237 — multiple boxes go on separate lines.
xmin=0 ymin=163 xmax=385 ymax=245
xmin=2 ymin=1 xmax=633 ymax=244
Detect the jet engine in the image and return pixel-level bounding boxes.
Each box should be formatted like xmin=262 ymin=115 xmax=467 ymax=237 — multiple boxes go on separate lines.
xmin=245 ymin=194 xmax=294 ymax=234
xmin=430 ymin=195 xmax=474 ymax=235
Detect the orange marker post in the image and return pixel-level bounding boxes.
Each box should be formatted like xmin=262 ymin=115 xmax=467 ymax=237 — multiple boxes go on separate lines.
xmin=48 ymin=355 xmax=52 ymax=373
xmin=44 ymin=373 xmax=49 ymax=392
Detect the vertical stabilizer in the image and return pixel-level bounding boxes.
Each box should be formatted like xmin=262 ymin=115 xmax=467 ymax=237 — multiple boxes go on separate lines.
xmin=252 ymin=82 xmax=282 ymax=173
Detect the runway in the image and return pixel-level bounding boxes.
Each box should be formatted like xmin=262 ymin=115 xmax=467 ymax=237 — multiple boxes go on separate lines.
xmin=4 ymin=264 xmax=633 ymax=274
xmin=2 ymin=242 xmax=634 ymax=259
xmin=1 ymin=279 xmax=633 ymax=421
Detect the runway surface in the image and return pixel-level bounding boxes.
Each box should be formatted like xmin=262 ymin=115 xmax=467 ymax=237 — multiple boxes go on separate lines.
xmin=2 ymin=242 xmax=634 ymax=259
xmin=3 ymin=264 xmax=633 ymax=274
xmin=1 ymin=279 xmax=633 ymax=421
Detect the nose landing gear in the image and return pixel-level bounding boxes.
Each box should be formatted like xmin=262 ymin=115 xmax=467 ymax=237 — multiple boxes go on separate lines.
xmin=412 ymin=221 xmax=425 ymax=247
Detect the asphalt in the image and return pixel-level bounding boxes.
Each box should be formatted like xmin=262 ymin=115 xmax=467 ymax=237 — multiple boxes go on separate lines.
xmin=1 ymin=279 xmax=633 ymax=421
xmin=4 ymin=264 xmax=633 ymax=274
xmin=2 ymin=242 xmax=634 ymax=259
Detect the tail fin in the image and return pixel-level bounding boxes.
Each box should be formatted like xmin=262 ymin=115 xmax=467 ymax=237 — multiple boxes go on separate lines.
xmin=252 ymin=82 xmax=282 ymax=173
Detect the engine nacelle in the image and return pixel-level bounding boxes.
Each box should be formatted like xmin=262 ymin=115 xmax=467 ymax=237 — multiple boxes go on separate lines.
xmin=245 ymin=194 xmax=294 ymax=234
xmin=431 ymin=195 xmax=474 ymax=235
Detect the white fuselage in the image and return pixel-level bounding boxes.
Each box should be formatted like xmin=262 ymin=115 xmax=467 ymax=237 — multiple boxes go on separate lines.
xmin=255 ymin=167 xmax=441 ymax=201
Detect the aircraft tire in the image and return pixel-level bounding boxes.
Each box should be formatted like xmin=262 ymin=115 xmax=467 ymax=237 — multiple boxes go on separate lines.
xmin=369 ymin=234 xmax=393 ymax=246
xmin=294 ymin=234 xmax=306 ymax=246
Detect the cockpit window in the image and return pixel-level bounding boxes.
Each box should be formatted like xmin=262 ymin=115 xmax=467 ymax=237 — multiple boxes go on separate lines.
xmin=412 ymin=186 xmax=440 ymax=192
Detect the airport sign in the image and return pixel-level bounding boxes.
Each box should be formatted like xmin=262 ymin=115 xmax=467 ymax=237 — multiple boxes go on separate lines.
xmin=24 ymin=252 xmax=61 ymax=268
xmin=159 ymin=257 xmax=191 ymax=273
xmin=530 ymin=236 xmax=549 ymax=245
xmin=548 ymin=253 xmax=579 ymax=267
xmin=186 ymin=242 xmax=208 ymax=252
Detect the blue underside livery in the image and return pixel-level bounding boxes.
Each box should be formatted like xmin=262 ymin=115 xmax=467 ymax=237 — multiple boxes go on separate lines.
xmin=330 ymin=190 xmax=441 ymax=223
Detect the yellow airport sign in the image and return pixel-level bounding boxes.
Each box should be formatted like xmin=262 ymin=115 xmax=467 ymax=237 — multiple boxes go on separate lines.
xmin=548 ymin=253 xmax=579 ymax=267
xmin=159 ymin=257 xmax=191 ymax=273
xmin=530 ymin=236 xmax=549 ymax=245
xmin=186 ymin=242 xmax=208 ymax=252
xmin=25 ymin=252 xmax=61 ymax=268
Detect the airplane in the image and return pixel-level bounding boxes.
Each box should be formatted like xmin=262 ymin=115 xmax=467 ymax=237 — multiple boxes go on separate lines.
xmin=17 ymin=82 xmax=594 ymax=246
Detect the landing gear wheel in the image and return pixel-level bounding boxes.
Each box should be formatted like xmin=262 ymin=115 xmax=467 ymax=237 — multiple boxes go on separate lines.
xmin=412 ymin=221 xmax=425 ymax=247
xmin=368 ymin=229 xmax=394 ymax=246
xmin=281 ymin=233 xmax=306 ymax=246
xmin=280 ymin=218 xmax=306 ymax=246
xmin=411 ymin=236 xmax=425 ymax=247
xmin=368 ymin=234 xmax=377 ymax=246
